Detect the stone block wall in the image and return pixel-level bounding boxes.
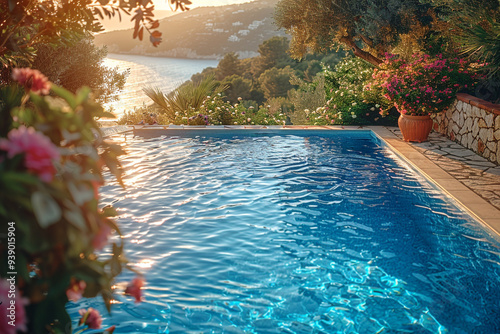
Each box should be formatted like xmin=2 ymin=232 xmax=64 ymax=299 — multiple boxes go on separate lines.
xmin=433 ymin=93 xmax=500 ymax=165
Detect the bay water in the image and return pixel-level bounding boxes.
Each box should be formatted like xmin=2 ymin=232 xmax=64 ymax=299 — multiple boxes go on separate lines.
xmin=103 ymin=54 xmax=218 ymax=117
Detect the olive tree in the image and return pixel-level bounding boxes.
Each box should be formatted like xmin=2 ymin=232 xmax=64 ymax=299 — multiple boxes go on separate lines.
xmin=274 ymin=0 xmax=434 ymax=66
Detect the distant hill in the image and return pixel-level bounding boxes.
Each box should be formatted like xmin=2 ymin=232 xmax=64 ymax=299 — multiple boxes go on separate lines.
xmin=97 ymin=10 xmax=177 ymax=32
xmin=94 ymin=0 xmax=287 ymax=59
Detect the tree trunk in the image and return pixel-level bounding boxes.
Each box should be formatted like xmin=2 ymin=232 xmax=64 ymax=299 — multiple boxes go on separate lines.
xmin=339 ymin=35 xmax=382 ymax=66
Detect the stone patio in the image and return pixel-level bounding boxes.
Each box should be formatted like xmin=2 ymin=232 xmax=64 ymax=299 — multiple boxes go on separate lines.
xmin=388 ymin=127 xmax=500 ymax=211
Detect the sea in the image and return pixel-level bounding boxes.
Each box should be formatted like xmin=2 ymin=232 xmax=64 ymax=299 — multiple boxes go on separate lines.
xmin=103 ymin=54 xmax=219 ymax=117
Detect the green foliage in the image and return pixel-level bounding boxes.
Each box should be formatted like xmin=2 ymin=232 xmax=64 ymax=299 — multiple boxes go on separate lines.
xmin=423 ymin=0 xmax=500 ymax=102
xmin=216 ymin=52 xmax=243 ymax=80
xmin=222 ymin=75 xmax=253 ymax=104
xmin=144 ymin=74 xmax=227 ymax=122
xmin=0 ymin=74 xmax=127 ymax=333
xmin=117 ymin=104 xmax=168 ymax=125
xmin=0 ymin=0 xmax=189 ymax=79
xmin=259 ymin=66 xmax=297 ymax=100
xmin=118 ymin=93 xmax=287 ymax=126
xmin=251 ymin=36 xmax=293 ymax=78
xmin=274 ymin=0 xmax=435 ymax=65
xmin=305 ymin=56 xmax=398 ymax=125
xmin=370 ymin=54 xmax=485 ymax=115
xmin=32 ymin=38 xmax=127 ymax=105
xmin=288 ymin=74 xmax=326 ymax=125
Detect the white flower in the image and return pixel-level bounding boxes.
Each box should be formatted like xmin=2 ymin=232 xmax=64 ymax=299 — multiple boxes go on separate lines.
xmin=234 ymin=122 xmax=238 ymax=125
xmin=352 ymin=114 xmax=357 ymax=118
xmin=352 ymin=102 xmax=357 ymax=106
xmin=238 ymin=97 xmax=243 ymax=101
xmin=370 ymin=107 xmax=375 ymax=111
xmin=247 ymin=118 xmax=251 ymax=122
xmin=340 ymin=92 xmax=344 ymax=96
xmin=375 ymin=104 xmax=380 ymax=108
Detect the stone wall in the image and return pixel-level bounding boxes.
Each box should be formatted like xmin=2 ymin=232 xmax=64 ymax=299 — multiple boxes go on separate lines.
xmin=433 ymin=93 xmax=500 ymax=165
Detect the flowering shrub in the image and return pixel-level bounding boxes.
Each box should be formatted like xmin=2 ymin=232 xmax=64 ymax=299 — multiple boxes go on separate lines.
xmin=120 ymin=94 xmax=287 ymax=126
xmin=305 ymin=56 xmax=398 ymax=125
xmin=0 ymin=126 xmax=60 ymax=182
xmin=0 ymin=69 xmax=139 ymax=333
xmin=11 ymin=68 xmax=51 ymax=95
xmin=370 ymin=53 xmax=485 ymax=115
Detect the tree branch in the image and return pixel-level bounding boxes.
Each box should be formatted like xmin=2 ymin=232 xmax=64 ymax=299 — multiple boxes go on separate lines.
xmin=339 ymin=35 xmax=382 ymax=66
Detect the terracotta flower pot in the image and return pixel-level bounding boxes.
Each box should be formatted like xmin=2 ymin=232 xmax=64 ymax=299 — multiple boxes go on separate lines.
xmin=398 ymin=113 xmax=433 ymax=142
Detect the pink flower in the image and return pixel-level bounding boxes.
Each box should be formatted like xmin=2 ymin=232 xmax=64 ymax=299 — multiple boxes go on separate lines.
xmin=104 ymin=325 xmax=116 ymax=333
xmin=79 ymin=308 xmax=102 ymax=329
xmin=12 ymin=68 xmax=51 ymax=95
xmin=92 ymin=221 xmax=112 ymax=250
xmin=125 ymin=276 xmax=145 ymax=303
xmin=0 ymin=126 xmax=60 ymax=182
xmin=66 ymin=278 xmax=87 ymax=302
xmin=0 ymin=279 xmax=28 ymax=334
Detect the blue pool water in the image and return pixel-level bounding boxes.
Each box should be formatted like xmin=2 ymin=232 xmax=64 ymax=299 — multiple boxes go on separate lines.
xmin=68 ymin=130 xmax=500 ymax=333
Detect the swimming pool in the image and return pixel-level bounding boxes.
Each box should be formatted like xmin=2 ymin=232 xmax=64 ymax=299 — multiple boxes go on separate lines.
xmin=67 ymin=129 xmax=500 ymax=333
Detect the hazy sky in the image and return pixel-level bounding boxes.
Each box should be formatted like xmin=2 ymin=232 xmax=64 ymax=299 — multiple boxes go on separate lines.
xmin=152 ymin=0 xmax=255 ymax=10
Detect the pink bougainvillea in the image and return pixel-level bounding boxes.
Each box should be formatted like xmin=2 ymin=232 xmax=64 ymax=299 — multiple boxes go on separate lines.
xmin=0 ymin=279 xmax=27 ymax=334
xmin=66 ymin=278 xmax=87 ymax=302
xmin=369 ymin=53 xmax=484 ymax=116
xmin=12 ymin=68 xmax=51 ymax=95
xmin=0 ymin=126 xmax=60 ymax=182
xmin=125 ymin=276 xmax=145 ymax=303
xmin=92 ymin=221 xmax=112 ymax=250
xmin=78 ymin=307 xmax=103 ymax=329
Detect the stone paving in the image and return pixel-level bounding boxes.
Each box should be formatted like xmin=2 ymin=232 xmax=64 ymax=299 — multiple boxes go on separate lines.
xmin=388 ymin=127 xmax=500 ymax=211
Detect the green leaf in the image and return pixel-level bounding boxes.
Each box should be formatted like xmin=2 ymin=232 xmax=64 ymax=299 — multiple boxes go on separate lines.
xmin=50 ymin=85 xmax=77 ymax=110
xmin=75 ymin=86 xmax=91 ymax=106
xmin=67 ymin=181 xmax=95 ymax=206
xmin=31 ymin=191 xmax=62 ymax=228
xmin=63 ymin=209 xmax=87 ymax=231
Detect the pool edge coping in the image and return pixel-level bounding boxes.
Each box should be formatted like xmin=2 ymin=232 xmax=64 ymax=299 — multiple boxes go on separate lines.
xmin=103 ymin=124 xmax=500 ymax=238
xmin=367 ymin=126 xmax=500 ymax=238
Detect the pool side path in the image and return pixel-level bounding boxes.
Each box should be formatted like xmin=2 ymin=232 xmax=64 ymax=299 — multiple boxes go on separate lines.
xmin=101 ymin=124 xmax=500 ymax=237
xmin=368 ymin=126 xmax=500 ymax=238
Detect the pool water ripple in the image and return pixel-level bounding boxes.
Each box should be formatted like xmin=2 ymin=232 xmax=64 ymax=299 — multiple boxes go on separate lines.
xmin=67 ymin=131 xmax=500 ymax=333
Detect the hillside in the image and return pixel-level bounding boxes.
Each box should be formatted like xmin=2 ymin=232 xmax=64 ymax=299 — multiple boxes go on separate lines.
xmin=94 ymin=0 xmax=287 ymax=59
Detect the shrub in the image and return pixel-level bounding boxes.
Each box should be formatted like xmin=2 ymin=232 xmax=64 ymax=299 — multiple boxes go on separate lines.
xmin=370 ymin=53 xmax=485 ymax=115
xmin=0 ymin=68 xmax=134 ymax=333
xmin=306 ymin=56 xmax=398 ymax=125
xmin=143 ymin=74 xmax=226 ymax=122
xmin=288 ymin=74 xmax=326 ymax=125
